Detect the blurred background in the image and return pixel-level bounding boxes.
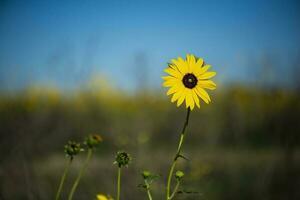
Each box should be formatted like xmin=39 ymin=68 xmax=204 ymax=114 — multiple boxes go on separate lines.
xmin=0 ymin=0 xmax=300 ymax=199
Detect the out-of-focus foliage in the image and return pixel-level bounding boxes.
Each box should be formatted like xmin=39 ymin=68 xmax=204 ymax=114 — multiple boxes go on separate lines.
xmin=0 ymin=86 xmax=299 ymax=200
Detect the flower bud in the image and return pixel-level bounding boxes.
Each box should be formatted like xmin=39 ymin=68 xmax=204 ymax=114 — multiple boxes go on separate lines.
xmin=175 ymin=170 xmax=185 ymax=180
xmin=142 ymin=170 xmax=151 ymax=179
xmin=85 ymin=134 xmax=103 ymax=149
xmin=64 ymin=141 xmax=83 ymax=159
xmin=114 ymin=151 xmax=131 ymax=168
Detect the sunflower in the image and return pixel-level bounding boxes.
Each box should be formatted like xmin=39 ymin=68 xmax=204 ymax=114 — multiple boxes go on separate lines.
xmin=162 ymin=54 xmax=216 ymax=110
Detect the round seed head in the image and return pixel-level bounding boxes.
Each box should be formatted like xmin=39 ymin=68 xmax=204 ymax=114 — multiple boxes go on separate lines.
xmin=114 ymin=151 xmax=131 ymax=168
xmin=64 ymin=141 xmax=83 ymax=159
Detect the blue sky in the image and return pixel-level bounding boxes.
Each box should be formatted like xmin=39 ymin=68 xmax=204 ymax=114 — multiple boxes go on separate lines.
xmin=0 ymin=0 xmax=300 ymax=91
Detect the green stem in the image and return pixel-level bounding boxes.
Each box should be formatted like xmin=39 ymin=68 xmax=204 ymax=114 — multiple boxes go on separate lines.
xmin=68 ymin=149 xmax=93 ymax=200
xmin=55 ymin=158 xmax=72 ymax=200
xmin=117 ymin=167 xmax=121 ymax=200
xmin=166 ymin=108 xmax=191 ymax=200
xmin=144 ymin=180 xmax=153 ymax=200
xmin=169 ymin=180 xmax=180 ymax=200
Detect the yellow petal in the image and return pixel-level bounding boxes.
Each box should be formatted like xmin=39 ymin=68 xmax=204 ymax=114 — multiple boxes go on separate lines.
xmin=164 ymin=68 xmax=182 ymax=79
xmin=186 ymin=54 xmax=194 ymax=72
xmin=201 ymin=65 xmax=212 ymax=73
xmin=169 ymin=60 xmax=180 ymax=74
xmin=177 ymin=89 xmax=187 ymax=107
xmin=198 ymin=71 xmax=216 ymax=79
xmin=171 ymin=92 xmax=180 ymax=102
xmin=171 ymin=87 xmax=185 ymax=102
xmin=185 ymin=90 xmax=195 ymax=110
xmin=177 ymin=57 xmax=189 ymax=74
xmin=188 ymin=55 xmax=197 ymax=72
xmin=166 ymin=85 xmax=181 ymax=95
xmin=190 ymin=54 xmax=196 ymax=64
xmin=195 ymin=57 xmax=204 ymax=68
xmin=194 ymin=65 xmax=211 ymax=77
xmin=168 ymin=63 xmax=178 ymax=70
xmin=198 ymin=80 xmax=217 ymax=90
xmin=192 ymin=89 xmax=200 ymax=108
xmin=161 ymin=76 xmax=177 ymax=81
xmin=195 ymin=86 xmax=211 ymax=104
xmin=162 ymin=79 xmax=180 ymax=87
xmin=170 ymin=59 xmax=180 ymax=71
xmin=186 ymin=54 xmax=191 ymax=63
xmin=167 ymin=86 xmax=178 ymax=96
xmin=171 ymin=59 xmax=179 ymax=66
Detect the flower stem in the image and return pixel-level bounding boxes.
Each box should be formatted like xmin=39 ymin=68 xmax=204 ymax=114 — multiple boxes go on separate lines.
xmin=55 ymin=158 xmax=72 ymax=200
xmin=68 ymin=149 xmax=93 ymax=200
xmin=117 ymin=167 xmax=121 ymax=200
xmin=166 ymin=108 xmax=191 ymax=200
xmin=144 ymin=180 xmax=153 ymax=200
xmin=169 ymin=180 xmax=180 ymax=200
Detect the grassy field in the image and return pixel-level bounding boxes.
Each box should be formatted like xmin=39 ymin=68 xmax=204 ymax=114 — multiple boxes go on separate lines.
xmin=0 ymin=86 xmax=299 ymax=200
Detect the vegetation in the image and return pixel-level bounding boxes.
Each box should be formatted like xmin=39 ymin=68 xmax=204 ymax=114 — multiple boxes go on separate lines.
xmin=0 ymin=86 xmax=299 ymax=199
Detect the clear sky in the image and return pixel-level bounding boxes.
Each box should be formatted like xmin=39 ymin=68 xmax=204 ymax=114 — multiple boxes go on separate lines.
xmin=0 ymin=0 xmax=300 ymax=91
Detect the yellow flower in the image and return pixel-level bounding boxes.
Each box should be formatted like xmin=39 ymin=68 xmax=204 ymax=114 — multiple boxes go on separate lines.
xmin=97 ymin=194 xmax=108 ymax=200
xmin=162 ymin=54 xmax=216 ymax=110
xmin=96 ymin=194 xmax=113 ymax=200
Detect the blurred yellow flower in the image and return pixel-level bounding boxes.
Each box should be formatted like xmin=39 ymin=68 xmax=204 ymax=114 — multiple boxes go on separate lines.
xmin=97 ymin=194 xmax=108 ymax=200
xmin=96 ymin=194 xmax=113 ymax=200
xmin=162 ymin=54 xmax=217 ymax=110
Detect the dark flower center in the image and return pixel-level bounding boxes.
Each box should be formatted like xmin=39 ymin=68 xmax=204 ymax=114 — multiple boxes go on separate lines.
xmin=182 ymin=73 xmax=198 ymax=89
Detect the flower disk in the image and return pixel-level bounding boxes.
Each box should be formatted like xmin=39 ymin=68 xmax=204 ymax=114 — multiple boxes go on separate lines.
xmin=162 ymin=54 xmax=217 ymax=110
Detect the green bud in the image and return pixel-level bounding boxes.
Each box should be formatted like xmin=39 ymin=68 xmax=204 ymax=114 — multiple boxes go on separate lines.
xmin=85 ymin=134 xmax=103 ymax=149
xmin=114 ymin=151 xmax=131 ymax=168
xmin=142 ymin=170 xmax=151 ymax=179
xmin=64 ymin=141 xmax=83 ymax=159
xmin=175 ymin=170 xmax=185 ymax=180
